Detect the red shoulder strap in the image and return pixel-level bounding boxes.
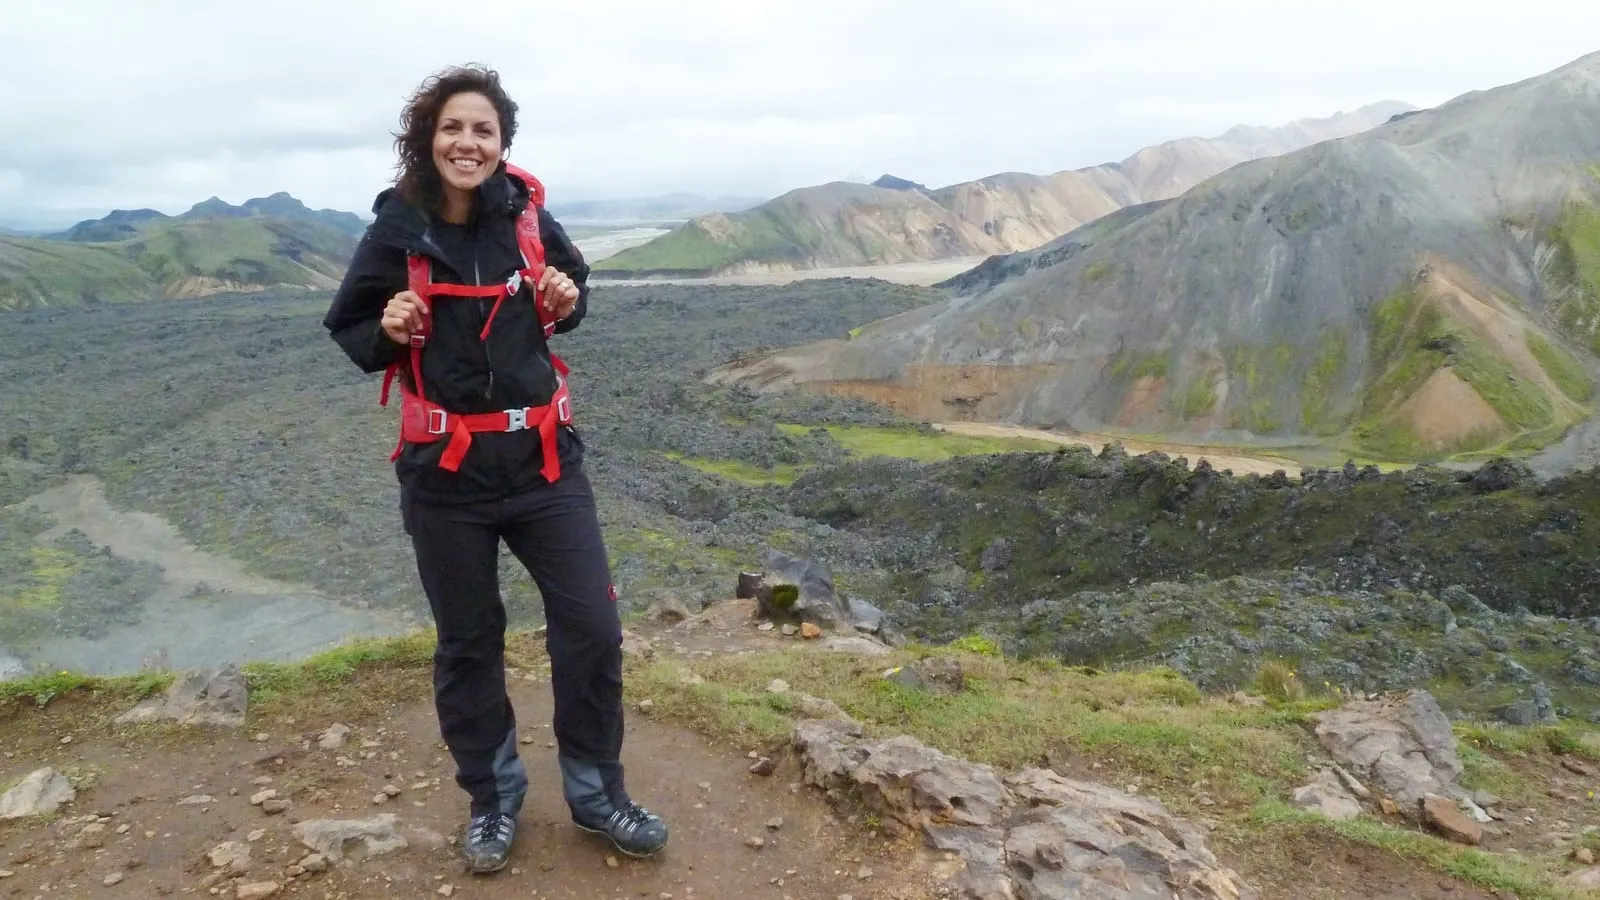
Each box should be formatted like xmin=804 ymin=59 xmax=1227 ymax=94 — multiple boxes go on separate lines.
xmin=504 ymin=162 xmax=556 ymax=336
xmin=504 ymin=162 xmax=545 ymax=209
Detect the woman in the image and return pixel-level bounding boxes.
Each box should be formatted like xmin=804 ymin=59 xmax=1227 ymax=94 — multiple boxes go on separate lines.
xmin=322 ymin=63 xmax=667 ymax=875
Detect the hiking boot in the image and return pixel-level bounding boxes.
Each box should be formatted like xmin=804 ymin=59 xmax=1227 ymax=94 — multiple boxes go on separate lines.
xmin=572 ymin=801 xmax=669 ymax=857
xmin=559 ymin=755 xmax=669 ymax=857
xmin=462 ymin=811 xmax=516 ymax=873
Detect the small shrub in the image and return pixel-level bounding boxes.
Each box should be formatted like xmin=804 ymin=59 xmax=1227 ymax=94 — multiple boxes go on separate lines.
xmin=1255 ymin=660 xmax=1306 ymax=703
xmin=949 ymin=634 xmax=1002 ymax=658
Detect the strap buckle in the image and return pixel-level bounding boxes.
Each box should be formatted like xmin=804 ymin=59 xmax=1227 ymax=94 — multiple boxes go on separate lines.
xmin=426 ymin=409 xmax=448 ymax=435
xmin=505 ymin=408 xmax=530 ymax=431
xmin=505 ymin=271 xmax=522 ymax=295
xmin=410 ymin=333 xmax=427 ymax=348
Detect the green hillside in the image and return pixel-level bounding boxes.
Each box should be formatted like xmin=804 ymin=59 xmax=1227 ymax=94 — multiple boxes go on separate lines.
xmin=1 ymin=196 xmax=359 ymax=310
xmin=0 ymin=237 xmax=155 ymax=310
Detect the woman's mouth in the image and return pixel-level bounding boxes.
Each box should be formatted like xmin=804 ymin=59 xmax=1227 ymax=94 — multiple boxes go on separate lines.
xmin=449 ymin=158 xmax=482 ymax=174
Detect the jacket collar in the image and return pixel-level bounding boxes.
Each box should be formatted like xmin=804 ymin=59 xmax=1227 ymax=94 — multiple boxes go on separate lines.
xmin=366 ymin=165 xmax=530 ymax=258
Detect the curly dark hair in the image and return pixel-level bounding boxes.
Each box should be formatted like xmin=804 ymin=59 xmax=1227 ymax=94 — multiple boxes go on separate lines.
xmin=393 ymin=63 xmax=520 ymax=212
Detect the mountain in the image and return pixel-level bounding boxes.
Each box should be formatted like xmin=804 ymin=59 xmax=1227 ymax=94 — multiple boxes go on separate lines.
xmin=0 ymin=194 xmax=362 ymax=310
xmin=706 ymin=52 xmax=1600 ymax=463
xmin=595 ymin=101 xmax=1416 ymax=277
xmin=50 ymin=193 xmax=368 ymax=243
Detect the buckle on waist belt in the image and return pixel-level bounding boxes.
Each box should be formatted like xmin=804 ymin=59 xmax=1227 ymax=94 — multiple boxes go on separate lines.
xmin=426 ymin=408 xmax=448 ymax=435
xmin=505 ymin=271 xmax=522 ymax=295
xmin=505 ymin=408 xmax=530 ymax=431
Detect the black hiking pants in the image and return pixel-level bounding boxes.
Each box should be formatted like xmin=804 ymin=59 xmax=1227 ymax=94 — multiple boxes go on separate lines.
xmin=401 ymin=464 xmax=625 ymax=819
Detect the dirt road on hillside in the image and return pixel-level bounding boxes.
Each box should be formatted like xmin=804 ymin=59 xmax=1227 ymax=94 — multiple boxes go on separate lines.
xmin=933 ymin=421 xmax=1305 ymax=477
xmin=13 ymin=476 xmax=409 ymax=676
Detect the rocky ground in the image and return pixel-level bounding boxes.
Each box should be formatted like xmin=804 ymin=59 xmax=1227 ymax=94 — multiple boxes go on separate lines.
xmin=5 ymin=591 xmax=1600 ymax=899
xmin=0 ymin=623 xmax=935 ymax=899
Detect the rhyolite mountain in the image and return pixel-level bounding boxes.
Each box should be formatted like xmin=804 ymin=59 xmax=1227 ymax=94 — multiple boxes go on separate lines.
xmin=0 ymin=193 xmax=364 ymax=309
xmin=708 ymin=51 xmax=1600 ymax=462
xmin=595 ymin=101 xmax=1415 ymax=276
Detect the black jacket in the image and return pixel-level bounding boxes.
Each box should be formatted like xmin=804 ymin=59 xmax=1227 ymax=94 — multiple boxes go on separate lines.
xmin=324 ymin=167 xmax=590 ymax=504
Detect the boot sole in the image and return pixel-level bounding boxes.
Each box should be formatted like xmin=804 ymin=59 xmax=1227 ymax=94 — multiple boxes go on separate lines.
xmin=572 ymin=820 xmax=667 ymax=858
xmin=464 ymin=854 xmax=510 ymax=875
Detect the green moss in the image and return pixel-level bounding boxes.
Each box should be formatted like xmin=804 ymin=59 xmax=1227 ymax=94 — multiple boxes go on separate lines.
xmin=1181 ymin=378 xmax=1217 ymax=418
xmin=1455 ymin=332 xmax=1552 ymax=429
xmin=14 ymin=546 xmax=77 ymax=610
xmin=775 ymin=423 xmax=1055 ymax=462
xmin=1109 ymin=350 xmax=1171 ymax=381
xmin=1525 ymin=331 xmax=1593 ymax=403
xmin=1547 ymin=201 xmax=1600 ymax=354
xmin=1371 ymin=290 xmax=1415 ymax=360
xmin=662 ymin=451 xmax=799 ymax=486
xmin=1080 ymin=259 xmax=1115 ymax=286
xmin=1350 ymin=289 xmax=1556 ymax=457
xmin=1223 ymin=343 xmax=1295 ymax=432
xmin=768 ymin=584 xmax=799 ymax=611
xmin=1300 ymin=329 xmax=1350 ymax=433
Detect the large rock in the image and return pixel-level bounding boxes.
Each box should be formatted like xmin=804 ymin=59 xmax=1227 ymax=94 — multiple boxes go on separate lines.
xmin=1313 ymin=689 xmax=1464 ymax=811
xmin=291 ymin=814 xmax=407 ymax=862
xmin=115 ymin=664 xmax=248 ymax=729
xmin=755 ymin=551 xmax=851 ymax=630
xmin=0 ymin=767 xmax=75 ymax=819
xmin=793 ymin=719 xmax=1256 ymax=899
xmin=1291 ymin=768 xmax=1363 ymax=821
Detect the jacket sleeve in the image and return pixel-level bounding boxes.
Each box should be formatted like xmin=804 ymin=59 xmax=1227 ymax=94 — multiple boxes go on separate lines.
xmin=539 ymin=207 xmax=590 ymax=334
xmin=323 ymin=232 xmax=410 ymax=373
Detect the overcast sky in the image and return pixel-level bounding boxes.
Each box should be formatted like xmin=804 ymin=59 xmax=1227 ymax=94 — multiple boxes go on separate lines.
xmin=2 ymin=1 xmax=1598 ymax=226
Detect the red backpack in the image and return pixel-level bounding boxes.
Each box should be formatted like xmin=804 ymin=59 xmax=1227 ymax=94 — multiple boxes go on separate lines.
xmin=377 ymin=163 xmax=574 ymax=483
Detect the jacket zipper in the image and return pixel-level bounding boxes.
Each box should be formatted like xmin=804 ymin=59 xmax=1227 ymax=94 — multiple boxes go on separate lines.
xmin=474 ymin=249 xmax=495 ymax=400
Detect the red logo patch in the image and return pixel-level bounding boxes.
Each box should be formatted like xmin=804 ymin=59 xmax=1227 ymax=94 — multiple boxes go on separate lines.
xmin=607 ymin=584 xmax=618 ymax=603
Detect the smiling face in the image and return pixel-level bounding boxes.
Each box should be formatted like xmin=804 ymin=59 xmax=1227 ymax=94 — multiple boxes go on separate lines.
xmin=431 ymin=91 xmax=503 ymax=205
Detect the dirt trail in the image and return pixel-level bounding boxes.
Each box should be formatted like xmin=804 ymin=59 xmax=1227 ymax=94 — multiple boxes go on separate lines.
xmin=12 ymin=476 xmax=410 ymax=676
xmin=932 ymin=421 xmax=1305 ymax=477
xmin=0 ymin=649 xmax=929 ymax=900
xmin=24 ymin=476 xmax=334 ymax=599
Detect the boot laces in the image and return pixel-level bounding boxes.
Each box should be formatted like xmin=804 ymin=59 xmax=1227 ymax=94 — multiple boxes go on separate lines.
xmin=471 ymin=812 xmax=514 ymax=846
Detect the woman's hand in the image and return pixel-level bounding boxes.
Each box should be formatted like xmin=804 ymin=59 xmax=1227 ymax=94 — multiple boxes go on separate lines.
xmin=381 ymin=290 xmax=429 ymax=344
xmin=539 ymin=267 xmax=580 ymax=320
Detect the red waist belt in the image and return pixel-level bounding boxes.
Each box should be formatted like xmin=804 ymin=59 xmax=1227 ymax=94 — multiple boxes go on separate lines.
xmin=393 ymin=377 xmax=573 ymax=481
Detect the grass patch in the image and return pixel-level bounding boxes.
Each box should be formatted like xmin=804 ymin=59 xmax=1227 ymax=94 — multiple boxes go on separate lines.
xmin=628 ymin=647 xmax=1310 ymax=811
xmin=0 ymin=669 xmax=169 ymax=710
xmin=663 ymin=451 xmax=799 ymax=486
xmin=1248 ymin=802 xmax=1575 ymax=899
xmin=1455 ymin=720 xmax=1600 ymax=762
xmin=776 ymin=423 xmax=1057 ymax=463
xmin=240 ymin=630 xmax=437 ymax=709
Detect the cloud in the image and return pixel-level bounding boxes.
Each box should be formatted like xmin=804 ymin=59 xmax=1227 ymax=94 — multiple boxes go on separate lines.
xmin=2 ymin=0 xmax=1598 ymax=223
